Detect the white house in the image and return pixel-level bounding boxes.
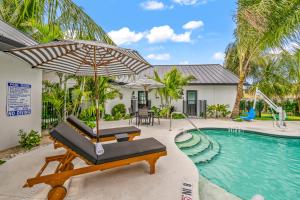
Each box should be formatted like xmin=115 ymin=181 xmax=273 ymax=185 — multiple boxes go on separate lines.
xmin=0 ymin=20 xmax=42 ymax=150
xmin=105 ymin=64 xmax=239 ymax=116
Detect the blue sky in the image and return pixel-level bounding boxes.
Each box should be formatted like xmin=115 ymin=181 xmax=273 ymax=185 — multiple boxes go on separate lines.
xmin=74 ymin=0 xmax=236 ymax=65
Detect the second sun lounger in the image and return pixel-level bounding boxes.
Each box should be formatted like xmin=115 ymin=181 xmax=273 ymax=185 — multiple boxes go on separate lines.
xmin=24 ymin=122 xmax=167 ymax=200
xmin=67 ymin=115 xmax=141 ymax=141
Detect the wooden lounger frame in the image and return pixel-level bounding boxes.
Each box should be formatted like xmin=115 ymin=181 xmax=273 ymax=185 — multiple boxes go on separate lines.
xmin=24 ymin=137 xmax=167 ymax=200
xmin=67 ymin=122 xmax=141 ymax=142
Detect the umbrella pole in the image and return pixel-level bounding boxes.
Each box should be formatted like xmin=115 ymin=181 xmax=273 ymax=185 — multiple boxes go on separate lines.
xmin=93 ymin=46 xmax=100 ymax=143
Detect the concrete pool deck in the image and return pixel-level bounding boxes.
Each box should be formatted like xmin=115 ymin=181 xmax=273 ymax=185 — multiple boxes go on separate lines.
xmin=0 ymin=119 xmax=299 ymax=200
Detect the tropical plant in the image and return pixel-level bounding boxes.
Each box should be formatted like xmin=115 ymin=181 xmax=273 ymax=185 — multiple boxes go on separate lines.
xmin=111 ymin=104 xmax=126 ymax=117
xmin=207 ymin=104 xmax=231 ymax=118
xmin=281 ymin=49 xmax=300 ymax=114
xmin=42 ymin=80 xmax=68 ymax=122
xmin=151 ymin=67 xmax=194 ymax=117
xmin=18 ymin=129 xmax=41 ymax=150
xmin=0 ymin=0 xmax=114 ymax=43
xmin=104 ymin=114 xmax=114 ymax=121
xmin=85 ymin=76 xmax=122 ymax=116
xmin=247 ymin=55 xmax=290 ymax=99
xmin=226 ymin=0 xmax=300 ymax=117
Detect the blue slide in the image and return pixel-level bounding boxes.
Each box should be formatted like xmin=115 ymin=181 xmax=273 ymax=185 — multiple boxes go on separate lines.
xmin=240 ymin=108 xmax=256 ymax=121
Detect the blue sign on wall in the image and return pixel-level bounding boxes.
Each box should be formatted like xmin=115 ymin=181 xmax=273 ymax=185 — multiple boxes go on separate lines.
xmin=7 ymin=82 xmax=31 ymax=117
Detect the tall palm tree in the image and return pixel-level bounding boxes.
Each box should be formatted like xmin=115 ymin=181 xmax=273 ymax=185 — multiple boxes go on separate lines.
xmin=229 ymin=0 xmax=300 ymax=117
xmin=281 ymin=49 xmax=300 ymax=113
xmin=0 ymin=0 xmax=114 ymax=44
xmin=248 ymin=55 xmax=290 ymax=99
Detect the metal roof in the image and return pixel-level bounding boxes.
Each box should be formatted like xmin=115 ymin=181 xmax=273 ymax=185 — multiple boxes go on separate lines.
xmin=118 ymin=64 xmax=239 ymax=85
xmin=0 ymin=20 xmax=37 ymax=50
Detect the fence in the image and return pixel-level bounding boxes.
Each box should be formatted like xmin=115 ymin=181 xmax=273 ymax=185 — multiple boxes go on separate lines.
xmin=42 ymin=101 xmax=58 ymax=129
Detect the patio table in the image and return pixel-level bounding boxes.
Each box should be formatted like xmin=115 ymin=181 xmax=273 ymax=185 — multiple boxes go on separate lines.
xmin=135 ymin=110 xmax=155 ymax=126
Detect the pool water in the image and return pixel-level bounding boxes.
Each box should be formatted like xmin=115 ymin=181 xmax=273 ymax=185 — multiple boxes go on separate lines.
xmin=194 ymin=129 xmax=300 ymax=200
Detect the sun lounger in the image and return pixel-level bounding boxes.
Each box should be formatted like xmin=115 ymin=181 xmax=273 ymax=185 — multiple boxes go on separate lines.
xmin=24 ymin=122 xmax=167 ymax=200
xmin=66 ymin=115 xmax=141 ymax=141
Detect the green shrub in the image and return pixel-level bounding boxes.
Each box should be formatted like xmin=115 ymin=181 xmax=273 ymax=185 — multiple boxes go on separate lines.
xmin=79 ymin=106 xmax=96 ymax=121
xmin=0 ymin=160 xmax=5 ymax=165
xmin=123 ymin=114 xmax=131 ymax=119
xmin=85 ymin=121 xmax=96 ymax=128
xmin=18 ymin=129 xmax=41 ymax=150
xmin=111 ymin=104 xmax=126 ymax=117
xmin=233 ymin=117 xmax=243 ymax=122
xmin=113 ymin=112 xmax=122 ymax=120
xmin=151 ymin=106 xmax=161 ymax=116
xmin=160 ymin=107 xmax=170 ymax=117
xmin=207 ymin=104 xmax=231 ymax=118
xmin=104 ymin=114 xmax=114 ymax=121
xmin=172 ymin=113 xmax=185 ymax=119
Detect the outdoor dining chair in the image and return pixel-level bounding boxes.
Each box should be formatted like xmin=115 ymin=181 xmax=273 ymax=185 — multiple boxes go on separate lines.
xmin=137 ymin=108 xmax=150 ymax=126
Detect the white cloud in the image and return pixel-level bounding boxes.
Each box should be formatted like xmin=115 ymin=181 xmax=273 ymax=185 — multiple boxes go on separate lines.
xmin=141 ymin=1 xmax=165 ymax=10
xmin=108 ymin=27 xmax=144 ymax=45
xmin=146 ymin=25 xmax=191 ymax=43
xmin=147 ymin=53 xmax=171 ymax=60
xmin=183 ymin=20 xmax=204 ymax=30
xmin=173 ymin=0 xmax=207 ymax=5
xmin=173 ymin=0 xmax=198 ymax=5
xmin=179 ymin=61 xmax=189 ymax=64
xmin=213 ymin=52 xmax=225 ymax=61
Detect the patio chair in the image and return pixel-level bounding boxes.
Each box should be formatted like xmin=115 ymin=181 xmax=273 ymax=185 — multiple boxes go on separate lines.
xmin=24 ymin=122 xmax=167 ymax=200
xmin=66 ymin=115 xmax=140 ymax=142
xmin=137 ymin=108 xmax=150 ymax=126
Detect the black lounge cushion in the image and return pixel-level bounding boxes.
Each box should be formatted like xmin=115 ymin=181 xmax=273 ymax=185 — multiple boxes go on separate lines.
xmin=67 ymin=115 xmax=141 ymax=139
xmin=50 ymin=123 xmax=166 ymax=165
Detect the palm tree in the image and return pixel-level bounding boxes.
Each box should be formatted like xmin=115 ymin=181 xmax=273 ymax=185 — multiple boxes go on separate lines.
xmin=42 ymin=80 xmax=68 ymax=123
xmin=248 ymin=55 xmax=290 ymax=99
xmin=0 ymin=0 xmax=114 ymax=43
xmin=84 ymin=77 xmax=122 ymax=116
xmin=228 ymin=0 xmax=300 ymax=117
xmin=152 ymin=68 xmax=194 ymax=115
xmin=281 ymin=49 xmax=300 ymax=113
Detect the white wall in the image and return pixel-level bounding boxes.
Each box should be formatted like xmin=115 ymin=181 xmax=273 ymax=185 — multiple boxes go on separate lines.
xmin=105 ymin=85 xmax=237 ymax=114
xmin=0 ymin=52 xmax=42 ymax=150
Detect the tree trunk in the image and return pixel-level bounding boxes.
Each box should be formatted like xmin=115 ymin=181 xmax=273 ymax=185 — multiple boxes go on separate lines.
xmin=231 ymin=75 xmax=246 ymax=118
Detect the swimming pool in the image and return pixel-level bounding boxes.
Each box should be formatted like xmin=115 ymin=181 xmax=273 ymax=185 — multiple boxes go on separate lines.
xmin=176 ymin=129 xmax=300 ymax=200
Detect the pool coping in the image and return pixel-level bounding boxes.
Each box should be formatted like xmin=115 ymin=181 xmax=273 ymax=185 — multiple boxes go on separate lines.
xmin=174 ymin=127 xmax=300 ymax=200
xmin=185 ymin=127 xmax=300 ymax=139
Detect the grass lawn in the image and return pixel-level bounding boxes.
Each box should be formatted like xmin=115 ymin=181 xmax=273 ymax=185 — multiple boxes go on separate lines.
xmin=256 ymin=113 xmax=300 ymax=121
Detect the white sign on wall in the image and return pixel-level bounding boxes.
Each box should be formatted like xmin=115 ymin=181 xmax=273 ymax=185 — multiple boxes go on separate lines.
xmin=7 ymin=82 xmax=31 ymax=117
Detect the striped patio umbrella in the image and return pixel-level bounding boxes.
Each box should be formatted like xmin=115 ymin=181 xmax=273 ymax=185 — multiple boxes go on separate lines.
xmin=6 ymin=40 xmax=152 ymax=140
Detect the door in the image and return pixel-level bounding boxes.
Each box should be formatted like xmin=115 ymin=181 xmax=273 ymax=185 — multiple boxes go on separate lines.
xmin=186 ymin=90 xmax=197 ymax=116
xmin=138 ymin=91 xmax=146 ymax=108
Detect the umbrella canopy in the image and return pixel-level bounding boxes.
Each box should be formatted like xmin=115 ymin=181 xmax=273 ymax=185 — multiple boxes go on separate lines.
xmin=6 ymin=39 xmax=152 ymax=140
xmin=124 ymin=77 xmax=164 ymax=91
xmin=124 ymin=77 xmax=164 ymax=108
xmin=7 ymin=40 xmax=150 ymax=76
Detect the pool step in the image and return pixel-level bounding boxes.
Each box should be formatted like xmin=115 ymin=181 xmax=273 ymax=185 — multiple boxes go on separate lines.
xmin=177 ymin=134 xmax=201 ymax=148
xmin=175 ymin=133 xmax=193 ymax=143
xmin=190 ymin=136 xmax=220 ymax=164
xmin=181 ymin=134 xmax=210 ymax=156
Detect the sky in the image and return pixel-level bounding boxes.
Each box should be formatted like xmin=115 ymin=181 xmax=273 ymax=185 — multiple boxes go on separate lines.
xmin=73 ymin=0 xmax=237 ymax=65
